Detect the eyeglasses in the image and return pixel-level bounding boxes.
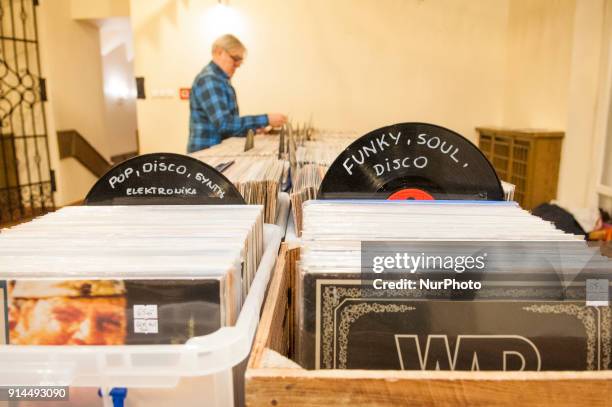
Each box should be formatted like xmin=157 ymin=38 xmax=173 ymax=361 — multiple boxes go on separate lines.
xmin=227 ymin=51 xmax=244 ymax=64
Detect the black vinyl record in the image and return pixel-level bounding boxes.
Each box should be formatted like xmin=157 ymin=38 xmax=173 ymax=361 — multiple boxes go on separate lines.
xmin=85 ymin=153 xmax=245 ymax=205
xmin=319 ymin=123 xmax=503 ymax=200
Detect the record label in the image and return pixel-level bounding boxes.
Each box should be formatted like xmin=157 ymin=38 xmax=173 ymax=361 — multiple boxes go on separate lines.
xmin=318 ymin=123 xmax=503 ymax=200
xmin=387 ymin=188 xmax=434 ymax=200
xmin=85 ymin=153 xmax=245 ymax=205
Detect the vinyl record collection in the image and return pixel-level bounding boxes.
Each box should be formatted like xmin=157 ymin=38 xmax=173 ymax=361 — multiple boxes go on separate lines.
xmin=289 ymin=129 xmax=519 ymax=235
xmin=290 ymin=131 xmax=359 ymax=235
xmin=1 ymin=119 xmax=604 ymax=407
xmin=297 ymin=200 xmax=611 ymax=371
xmin=189 ymin=125 xmax=343 ymax=226
xmin=198 ymin=155 xmax=286 ymax=223
xmin=190 ymin=124 xmax=516 ymax=235
xmin=287 ymin=123 xmax=610 ymax=372
xmin=191 ymin=135 xmax=281 ymax=158
xmin=0 ymin=204 xmax=264 ymax=345
xmin=290 ymin=163 xmax=327 ymax=234
xmin=294 ymin=131 xmax=360 ymax=167
xmin=191 ymin=135 xmax=289 ymax=223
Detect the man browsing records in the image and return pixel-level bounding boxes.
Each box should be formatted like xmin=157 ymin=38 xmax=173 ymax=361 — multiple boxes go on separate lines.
xmin=187 ymin=34 xmax=287 ymax=153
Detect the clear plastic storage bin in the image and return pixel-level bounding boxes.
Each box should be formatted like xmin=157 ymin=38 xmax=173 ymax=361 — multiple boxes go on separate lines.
xmin=0 ymin=224 xmax=283 ymax=407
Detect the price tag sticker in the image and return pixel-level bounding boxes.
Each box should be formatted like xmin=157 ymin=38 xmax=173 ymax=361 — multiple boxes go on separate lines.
xmin=586 ymin=279 xmax=609 ymax=306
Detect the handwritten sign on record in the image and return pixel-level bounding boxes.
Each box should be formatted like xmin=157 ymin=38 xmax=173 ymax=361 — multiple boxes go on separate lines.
xmin=85 ymin=153 xmax=245 ymax=205
xmin=318 ymin=122 xmax=504 ymax=201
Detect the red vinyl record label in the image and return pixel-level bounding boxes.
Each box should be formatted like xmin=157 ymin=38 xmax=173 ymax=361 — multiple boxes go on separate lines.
xmin=387 ymin=188 xmax=434 ymax=200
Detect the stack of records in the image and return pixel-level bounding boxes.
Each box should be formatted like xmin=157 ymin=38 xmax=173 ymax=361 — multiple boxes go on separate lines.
xmin=191 ymin=135 xmax=281 ymax=158
xmin=295 ymin=139 xmax=356 ymax=168
xmin=290 ymin=164 xmax=327 ymax=234
xmin=247 ymin=134 xmax=287 ymax=156
xmin=0 ymin=205 xmax=264 ymax=346
xmin=297 ymin=200 xmax=612 ymax=371
xmin=293 ymin=131 xmax=358 ymax=166
xmin=196 ymin=156 xmax=287 ymax=223
xmin=191 ymin=134 xmax=295 ymax=223
xmin=290 ymin=132 xmax=359 ymax=236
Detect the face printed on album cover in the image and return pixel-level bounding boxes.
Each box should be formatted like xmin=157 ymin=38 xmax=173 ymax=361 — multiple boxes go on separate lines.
xmin=7 ymin=280 xmax=127 ymax=345
xmin=4 ymin=278 xmax=225 ymax=345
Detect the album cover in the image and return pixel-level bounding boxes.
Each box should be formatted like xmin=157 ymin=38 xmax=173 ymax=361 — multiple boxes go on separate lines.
xmin=299 ymin=273 xmax=611 ymax=371
xmin=4 ymin=278 xmax=225 ymax=346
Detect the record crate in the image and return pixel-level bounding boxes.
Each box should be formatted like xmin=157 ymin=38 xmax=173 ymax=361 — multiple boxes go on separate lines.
xmin=245 ymin=244 xmax=612 ymax=407
xmin=0 ymin=152 xmax=288 ymax=407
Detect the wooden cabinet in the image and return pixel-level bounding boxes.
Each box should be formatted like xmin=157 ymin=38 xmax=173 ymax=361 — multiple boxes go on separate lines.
xmin=476 ymin=127 xmax=563 ymax=209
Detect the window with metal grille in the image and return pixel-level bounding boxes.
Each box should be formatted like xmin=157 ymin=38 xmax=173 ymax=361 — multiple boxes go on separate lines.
xmin=0 ymin=0 xmax=54 ymax=226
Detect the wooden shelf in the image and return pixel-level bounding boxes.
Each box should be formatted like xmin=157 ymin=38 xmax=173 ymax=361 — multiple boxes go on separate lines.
xmin=477 ymin=127 xmax=564 ymax=209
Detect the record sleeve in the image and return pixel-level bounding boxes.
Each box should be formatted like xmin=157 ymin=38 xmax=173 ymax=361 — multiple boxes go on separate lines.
xmin=0 ymin=204 xmax=266 ymax=347
xmin=3 ymin=278 xmax=227 ymax=345
xmin=297 ymin=200 xmax=612 ymax=371
xmin=299 ymin=273 xmax=611 ymax=371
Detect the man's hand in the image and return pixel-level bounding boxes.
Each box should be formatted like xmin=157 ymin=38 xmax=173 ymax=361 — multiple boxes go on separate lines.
xmin=267 ymin=113 xmax=287 ymax=127
xmin=256 ymin=126 xmax=271 ymax=134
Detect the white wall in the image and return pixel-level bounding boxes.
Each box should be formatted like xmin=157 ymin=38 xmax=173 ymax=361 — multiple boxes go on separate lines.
xmin=124 ymin=0 xmax=612 ymax=209
xmin=38 ymin=1 xmax=139 ymax=206
xmin=588 ymin=0 xmax=612 ymax=213
xmin=561 ymin=0 xmax=610 ymax=208
xmin=501 ymin=0 xmax=612 ymax=209
xmin=603 ymin=81 xmax=612 ymax=187
xmin=130 ymin=0 xmax=510 ymax=153
xmin=38 ymin=0 xmax=110 ymax=206
xmin=501 ymin=0 xmax=587 ymax=207
xmin=502 ymin=0 xmax=575 ymax=128
xmin=103 ymin=44 xmax=138 ymax=157
xmin=100 ymin=20 xmax=139 ymax=157
xmin=71 ymin=0 xmax=130 ymax=20
xmin=40 ymin=0 xmax=110 ymax=158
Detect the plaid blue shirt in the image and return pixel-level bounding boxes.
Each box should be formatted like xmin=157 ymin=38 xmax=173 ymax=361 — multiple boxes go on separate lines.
xmin=187 ymin=62 xmax=269 ymax=152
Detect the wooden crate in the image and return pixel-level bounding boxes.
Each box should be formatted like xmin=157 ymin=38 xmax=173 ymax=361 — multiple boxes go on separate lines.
xmin=245 ymin=244 xmax=612 ymax=406
xmin=476 ymin=127 xmax=563 ymax=210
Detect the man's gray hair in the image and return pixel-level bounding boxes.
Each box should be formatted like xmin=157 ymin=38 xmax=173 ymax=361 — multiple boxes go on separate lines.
xmin=212 ymin=34 xmax=246 ymax=54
